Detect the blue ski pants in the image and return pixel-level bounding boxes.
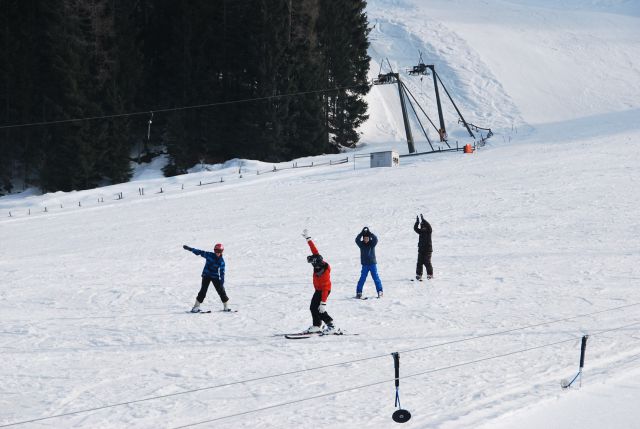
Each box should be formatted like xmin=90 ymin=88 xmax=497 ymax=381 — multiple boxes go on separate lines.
xmin=356 ymin=264 xmax=383 ymax=294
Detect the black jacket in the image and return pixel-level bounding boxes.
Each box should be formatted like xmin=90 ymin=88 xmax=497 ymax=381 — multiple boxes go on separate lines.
xmin=414 ymin=220 xmax=432 ymax=251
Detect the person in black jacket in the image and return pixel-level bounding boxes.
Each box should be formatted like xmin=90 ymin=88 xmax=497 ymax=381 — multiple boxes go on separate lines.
xmin=414 ymin=214 xmax=433 ymax=280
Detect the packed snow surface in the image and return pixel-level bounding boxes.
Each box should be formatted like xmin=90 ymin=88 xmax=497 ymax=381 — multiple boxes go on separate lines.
xmin=2 ymin=0 xmax=640 ymax=428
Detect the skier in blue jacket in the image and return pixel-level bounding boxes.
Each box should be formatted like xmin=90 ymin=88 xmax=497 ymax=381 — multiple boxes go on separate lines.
xmin=355 ymin=227 xmax=384 ymax=299
xmin=183 ymin=243 xmax=229 ymax=312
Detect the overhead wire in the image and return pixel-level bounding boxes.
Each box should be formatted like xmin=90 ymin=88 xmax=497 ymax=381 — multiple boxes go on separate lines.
xmin=0 ymin=83 xmax=370 ymax=130
xmin=170 ymin=319 xmax=640 ymax=428
xmin=2 ymin=303 xmax=639 ymax=428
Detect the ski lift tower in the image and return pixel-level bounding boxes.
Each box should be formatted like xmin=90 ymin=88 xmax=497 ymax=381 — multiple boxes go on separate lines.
xmin=407 ymin=58 xmax=446 ymax=142
xmin=407 ymin=52 xmax=476 ymax=142
xmin=374 ymin=69 xmax=416 ymax=153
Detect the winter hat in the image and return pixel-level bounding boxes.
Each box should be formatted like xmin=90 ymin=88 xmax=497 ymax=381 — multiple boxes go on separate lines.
xmin=307 ymin=254 xmax=324 ymax=266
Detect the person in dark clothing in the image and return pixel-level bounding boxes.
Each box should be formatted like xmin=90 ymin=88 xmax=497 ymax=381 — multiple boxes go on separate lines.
xmin=355 ymin=227 xmax=383 ymax=298
xmin=414 ymin=214 xmax=433 ymax=280
xmin=183 ymin=243 xmax=229 ymax=312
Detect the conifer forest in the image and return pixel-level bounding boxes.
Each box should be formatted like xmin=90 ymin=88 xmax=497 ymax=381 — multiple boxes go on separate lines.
xmin=0 ymin=1 xmax=370 ymax=193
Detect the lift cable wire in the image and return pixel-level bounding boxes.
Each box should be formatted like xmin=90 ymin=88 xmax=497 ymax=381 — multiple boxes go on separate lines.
xmin=170 ymin=320 xmax=640 ymax=429
xmin=2 ymin=302 xmax=638 ymax=428
xmin=0 ymin=83 xmax=369 ymax=130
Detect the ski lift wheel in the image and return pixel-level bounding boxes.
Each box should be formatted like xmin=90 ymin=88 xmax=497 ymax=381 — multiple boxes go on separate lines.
xmin=392 ymin=409 xmax=412 ymax=423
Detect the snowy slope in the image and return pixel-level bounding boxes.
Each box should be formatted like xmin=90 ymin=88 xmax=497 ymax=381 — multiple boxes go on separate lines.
xmin=2 ymin=1 xmax=640 ymax=428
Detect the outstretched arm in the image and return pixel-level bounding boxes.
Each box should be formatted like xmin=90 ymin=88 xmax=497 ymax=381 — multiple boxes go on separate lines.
xmin=190 ymin=248 xmax=210 ymax=258
xmin=184 ymin=245 xmax=203 ymax=255
xmin=307 ymin=239 xmax=319 ymax=255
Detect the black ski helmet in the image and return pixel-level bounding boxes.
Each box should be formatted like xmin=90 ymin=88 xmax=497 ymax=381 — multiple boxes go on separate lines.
xmin=307 ymin=254 xmax=323 ymax=267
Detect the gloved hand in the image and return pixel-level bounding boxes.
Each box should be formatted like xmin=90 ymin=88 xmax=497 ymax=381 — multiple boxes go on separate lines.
xmin=318 ymin=302 xmax=327 ymax=313
xmin=183 ymin=245 xmax=192 ymax=251
xmin=362 ymin=227 xmax=369 ymax=234
xmin=416 ymin=215 xmax=419 ymax=223
xmin=302 ymin=229 xmax=311 ymax=240
xmin=421 ymin=214 xmax=425 ymax=221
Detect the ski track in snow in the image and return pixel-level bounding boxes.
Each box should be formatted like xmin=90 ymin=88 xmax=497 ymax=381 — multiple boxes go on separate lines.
xmin=2 ymin=1 xmax=640 ymax=428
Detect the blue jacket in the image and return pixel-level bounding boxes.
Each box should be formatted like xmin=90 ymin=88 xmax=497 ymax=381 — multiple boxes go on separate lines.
xmin=355 ymin=232 xmax=378 ymax=265
xmin=191 ymin=248 xmax=225 ymax=282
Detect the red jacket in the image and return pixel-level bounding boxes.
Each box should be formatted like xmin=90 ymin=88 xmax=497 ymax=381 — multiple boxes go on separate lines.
xmin=307 ymin=239 xmax=331 ymax=301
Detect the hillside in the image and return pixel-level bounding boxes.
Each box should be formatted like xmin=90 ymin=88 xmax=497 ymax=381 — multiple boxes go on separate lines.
xmin=2 ymin=1 xmax=640 ymax=428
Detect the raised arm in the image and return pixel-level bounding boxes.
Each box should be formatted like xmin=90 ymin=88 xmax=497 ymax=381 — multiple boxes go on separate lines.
xmin=307 ymin=239 xmax=319 ymax=255
xmin=414 ymin=216 xmax=420 ymax=234
xmin=420 ymin=214 xmax=432 ymax=233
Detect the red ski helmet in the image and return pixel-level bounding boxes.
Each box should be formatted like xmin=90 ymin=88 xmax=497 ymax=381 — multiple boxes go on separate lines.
xmin=214 ymin=243 xmax=224 ymax=253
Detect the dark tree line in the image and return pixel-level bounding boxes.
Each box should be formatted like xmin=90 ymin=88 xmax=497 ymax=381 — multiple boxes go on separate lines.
xmin=0 ymin=0 xmax=370 ymax=193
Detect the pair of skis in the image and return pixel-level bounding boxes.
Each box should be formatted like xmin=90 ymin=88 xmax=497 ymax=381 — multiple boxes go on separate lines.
xmin=355 ymin=294 xmax=382 ymax=300
xmin=188 ymin=309 xmax=237 ymax=314
xmin=279 ymin=329 xmax=357 ymax=339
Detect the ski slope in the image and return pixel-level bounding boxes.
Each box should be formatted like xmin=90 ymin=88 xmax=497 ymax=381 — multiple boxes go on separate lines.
xmin=2 ymin=1 xmax=640 ymax=428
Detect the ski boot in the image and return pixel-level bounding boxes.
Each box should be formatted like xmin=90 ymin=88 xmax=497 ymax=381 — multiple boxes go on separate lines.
xmin=303 ymin=325 xmax=322 ymax=334
xmin=322 ymin=323 xmax=336 ymax=335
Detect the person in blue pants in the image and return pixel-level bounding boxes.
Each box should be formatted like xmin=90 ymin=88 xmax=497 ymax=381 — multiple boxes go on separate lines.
xmin=355 ymin=227 xmax=383 ymax=299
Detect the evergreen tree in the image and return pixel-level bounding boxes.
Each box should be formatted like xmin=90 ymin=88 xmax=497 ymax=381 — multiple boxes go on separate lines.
xmin=318 ymin=0 xmax=371 ymax=148
xmin=0 ymin=1 xmax=372 ymax=188
xmin=284 ymin=0 xmax=331 ymax=158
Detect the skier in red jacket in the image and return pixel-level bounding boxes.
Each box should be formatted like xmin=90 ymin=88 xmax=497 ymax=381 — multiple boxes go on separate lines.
xmin=302 ymin=229 xmax=336 ymax=334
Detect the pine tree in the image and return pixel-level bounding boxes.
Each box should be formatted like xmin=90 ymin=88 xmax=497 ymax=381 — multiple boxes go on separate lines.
xmin=318 ymin=0 xmax=370 ymax=148
xmin=285 ymin=0 xmax=331 ymax=158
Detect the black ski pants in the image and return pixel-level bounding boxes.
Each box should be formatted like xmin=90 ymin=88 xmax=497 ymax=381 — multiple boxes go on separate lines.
xmin=197 ymin=276 xmax=228 ymax=304
xmin=310 ymin=289 xmax=333 ymax=327
xmin=416 ymin=249 xmax=433 ymax=278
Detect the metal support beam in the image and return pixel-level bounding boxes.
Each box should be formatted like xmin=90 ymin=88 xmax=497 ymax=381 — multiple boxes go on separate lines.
xmin=434 ymin=71 xmax=475 ymax=139
xmin=427 ymin=65 xmax=447 ymax=141
xmin=395 ymin=74 xmax=415 ymax=153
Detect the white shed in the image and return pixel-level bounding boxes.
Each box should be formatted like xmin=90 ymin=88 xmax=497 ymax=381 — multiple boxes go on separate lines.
xmin=370 ymin=150 xmax=400 ymax=168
